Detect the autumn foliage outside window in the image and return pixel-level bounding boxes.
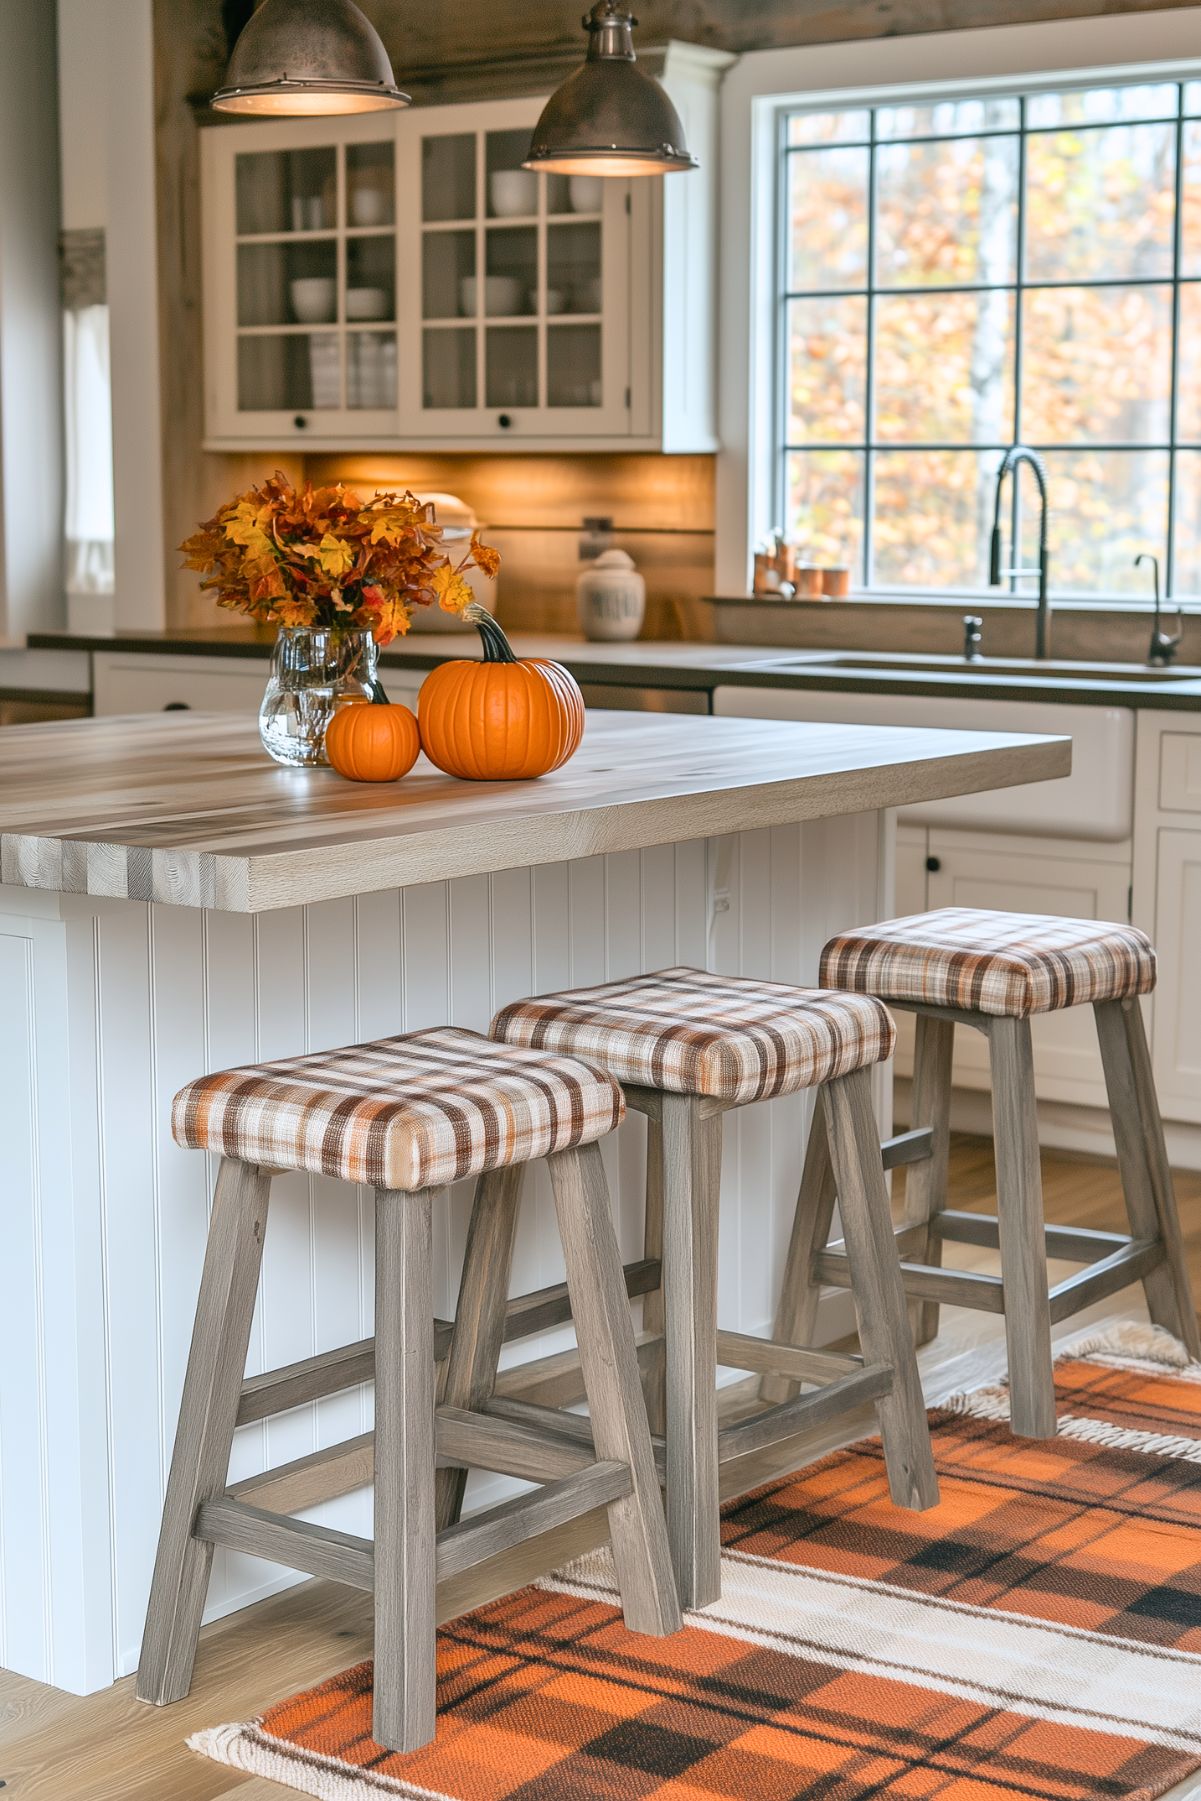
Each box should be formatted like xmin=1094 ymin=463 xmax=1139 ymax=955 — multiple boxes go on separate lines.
xmin=780 ymin=79 xmax=1201 ymax=597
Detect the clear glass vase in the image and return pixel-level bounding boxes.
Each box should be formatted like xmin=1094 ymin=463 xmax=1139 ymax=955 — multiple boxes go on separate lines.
xmin=258 ymin=627 xmax=378 ymax=768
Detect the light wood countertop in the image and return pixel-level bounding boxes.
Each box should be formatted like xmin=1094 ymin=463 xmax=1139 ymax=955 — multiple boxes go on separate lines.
xmin=0 ymin=709 xmax=1069 ymax=913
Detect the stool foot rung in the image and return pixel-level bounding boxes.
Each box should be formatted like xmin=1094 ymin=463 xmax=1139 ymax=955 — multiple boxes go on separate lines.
xmin=435 ymin=1462 xmax=631 ymax=1584
xmin=931 ymin=1211 xmax=1133 ymax=1264
xmin=816 ymin=1249 xmax=1006 ymax=1312
xmin=436 ymin=1404 xmax=595 ymax=1483
xmin=718 ymin=1362 xmax=894 ymax=1463
xmin=237 ymin=1262 xmax=663 ymax=1427
xmin=230 ymin=1432 xmax=375 ymax=1514
xmin=198 ymin=1497 xmax=375 ymax=1591
xmin=1048 ymin=1238 xmax=1163 ymax=1323
xmin=881 ymin=1126 xmax=934 ymax=1170
xmin=715 ymin=1329 xmax=862 ymax=1384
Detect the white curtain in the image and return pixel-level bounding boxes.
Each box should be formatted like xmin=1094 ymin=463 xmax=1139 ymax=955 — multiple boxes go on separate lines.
xmin=63 ymin=303 xmax=115 ymax=596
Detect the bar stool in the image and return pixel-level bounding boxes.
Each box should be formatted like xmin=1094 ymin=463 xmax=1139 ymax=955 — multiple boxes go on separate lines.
xmin=797 ymin=906 xmax=1201 ymax=1438
xmin=137 ymin=1027 xmax=680 ymax=1754
xmin=480 ymin=966 xmax=939 ymax=1611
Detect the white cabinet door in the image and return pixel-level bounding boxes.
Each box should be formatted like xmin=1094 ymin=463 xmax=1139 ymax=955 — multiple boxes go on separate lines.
xmin=202 ymin=116 xmax=403 ymax=446
xmin=925 ymin=831 xmax=1132 ymax=1107
xmin=93 ymin=654 xmax=272 ymax=716
xmin=395 ymin=97 xmax=632 ymax=445
xmin=1151 ymin=829 xmax=1201 ymax=1124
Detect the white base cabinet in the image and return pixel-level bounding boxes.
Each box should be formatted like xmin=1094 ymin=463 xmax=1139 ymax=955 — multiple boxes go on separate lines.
xmin=1135 ymin=711 xmax=1201 ymax=1128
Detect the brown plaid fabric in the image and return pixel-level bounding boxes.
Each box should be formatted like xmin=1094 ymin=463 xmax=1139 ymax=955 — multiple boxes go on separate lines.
xmin=172 ymin=1027 xmax=624 ymax=1192
xmin=490 ymin=967 xmax=895 ymax=1104
xmin=820 ymin=907 xmax=1156 ymax=1017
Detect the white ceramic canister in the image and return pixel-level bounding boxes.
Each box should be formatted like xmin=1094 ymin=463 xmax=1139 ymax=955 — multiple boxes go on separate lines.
xmin=577 ymin=548 xmax=646 ymax=642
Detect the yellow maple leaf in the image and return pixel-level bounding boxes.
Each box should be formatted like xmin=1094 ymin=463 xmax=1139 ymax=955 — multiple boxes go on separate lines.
xmin=428 ymin=563 xmax=474 ymax=614
xmin=314 ymin=532 xmax=355 ymax=579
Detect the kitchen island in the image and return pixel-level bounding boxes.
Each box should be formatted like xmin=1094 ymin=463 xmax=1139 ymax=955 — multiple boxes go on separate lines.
xmin=0 ymin=708 xmax=1068 ymax=1695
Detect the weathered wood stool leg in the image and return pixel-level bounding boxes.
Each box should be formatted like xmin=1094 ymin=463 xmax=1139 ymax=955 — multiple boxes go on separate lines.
xmin=761 ymin=1093 xmax=837 ymax=1407
xmin=660 ymin=1092 xmax=722 ymax=1610
xmin=137 ymin=1158 xmax=271 ymax=1704
xmin=373 ymin=1186 xmax=438 ymax=1753
xmin=435 ymin=1164 xmax=525 ymax=1530
xmin=901 ymin=1014 xmax=955 ymax=1347
xmin=1095 ymin=997 xmax=1201 ymax=1357
xmin=988 ymin=1016 xmax=1057 ymax=1438
xmin=641 ymin=1112 xmax=667 ymax=1438
xmin=825 ymin=1069 xmax=939 ymax=1511
xmin=548 ymin=1143 xmax=682 ymax=1635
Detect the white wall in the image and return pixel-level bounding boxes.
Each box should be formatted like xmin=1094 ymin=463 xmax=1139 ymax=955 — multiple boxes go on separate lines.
xmin=56 ymin=0 xmax=165 ymax=632
xmin=0 ymin=2 xmax=64 ymax=643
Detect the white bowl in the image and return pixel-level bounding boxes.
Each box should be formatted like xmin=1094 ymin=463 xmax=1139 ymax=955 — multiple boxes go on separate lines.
xmin=346 ymin=286 xmax=388 ymax=321
xmin=350 ymin=186 xmax=388 ymax=227
xmin=290 ymin=277 xmax=336 ymax=324
xmin=459 ymin=275 xmax=524 ymax=317
xmin=489 ymin=169 xmax=537 ymax=218
xmin=542 ymin=287 xmax=566 ymax=314
xmin=568 ymin=175 xmax=604 ymax=214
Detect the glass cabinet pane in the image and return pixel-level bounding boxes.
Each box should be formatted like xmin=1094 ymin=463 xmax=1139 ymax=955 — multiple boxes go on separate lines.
xmin=485 ymin=227 xmax=536 ymax=315
xmin=548 ymin=324 xmax=601 ymax=406
xmin=547 ymin=222 xmax=601 ymax=314
xmin=422 ymin=134 xmax=475 ymax=222
xmin=346 ymin=140 xmax=394 ymax=228
xmin=236 ymin=147 xmax=336 ymax=234
xmin=346 ymin=235 xmax=394 ymax=323
xmin=238 ymin=240 xmax=337 ymax=327
xmin=238 ymin=334 xmax=340 ymax=410
xmin=424 ymin=230 xmax=475 ymax=320
xmin=486 ymin=326 xmax=537 ymax=408
xmin=424 ymin=328 xmax=476 ymax=409
xmin=486 ymin=129 xmax=537 ymax=219
xmin=347 ymin=332 xmax=397 ymax=408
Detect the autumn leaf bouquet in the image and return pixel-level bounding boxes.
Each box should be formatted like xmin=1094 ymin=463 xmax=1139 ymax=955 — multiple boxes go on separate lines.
xmin=181 ymin=471 xmax=499 ymax=647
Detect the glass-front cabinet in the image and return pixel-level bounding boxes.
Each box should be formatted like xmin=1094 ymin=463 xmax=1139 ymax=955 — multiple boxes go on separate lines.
xmin=201 ymin=51 xmax=728 ymax=450
xmin=395 ymin=97 xmax=631 ymax=439
xmin=203 ymin=115 xmax=402 ymax=440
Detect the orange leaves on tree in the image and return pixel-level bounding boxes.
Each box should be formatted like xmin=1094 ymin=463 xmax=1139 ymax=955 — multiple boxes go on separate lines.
xmin=179 ymin=472 xmax=499 ymax=647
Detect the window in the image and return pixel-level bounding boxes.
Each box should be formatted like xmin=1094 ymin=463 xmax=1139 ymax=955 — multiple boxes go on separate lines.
xmin=777 ymin=78 xmax=1201 ymax=597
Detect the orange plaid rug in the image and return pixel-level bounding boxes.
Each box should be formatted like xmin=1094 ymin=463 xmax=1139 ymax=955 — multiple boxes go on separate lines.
xmin=191 ymin=1323 xmax=1201 ymax=1800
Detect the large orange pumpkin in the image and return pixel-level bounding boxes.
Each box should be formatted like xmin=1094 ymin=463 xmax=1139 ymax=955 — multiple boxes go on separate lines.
xmin=418 ymin=604 xmax=584 ymax=780
xmin=325 ymin=690 xmax=420 ymax=782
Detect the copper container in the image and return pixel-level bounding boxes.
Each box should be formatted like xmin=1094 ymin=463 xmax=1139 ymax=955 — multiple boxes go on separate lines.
xmin=821 ymin=566 xmax=851 ymax=599
xmin=794 ymin=564 xmax=823 ymax=598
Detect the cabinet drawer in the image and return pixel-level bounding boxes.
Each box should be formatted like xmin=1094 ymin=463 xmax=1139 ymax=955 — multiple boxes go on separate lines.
xmin=93 ymin=654 xmax=271 ymax=717
xmin=1159 ymin=731 xmax=1201 ymax=813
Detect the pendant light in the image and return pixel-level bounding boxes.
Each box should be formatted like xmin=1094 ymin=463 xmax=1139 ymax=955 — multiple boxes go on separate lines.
xmin=524 ymin=2 xmax=696 ymax=177
xmin=212 ymin=0 xmax=409 ymax=116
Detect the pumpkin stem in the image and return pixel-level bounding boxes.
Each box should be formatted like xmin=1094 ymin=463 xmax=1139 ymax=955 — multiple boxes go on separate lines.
xmin=370 ymin=678 xmax=390 ymax=704
xmin=463 ymin=600 xmax=516 ymax=665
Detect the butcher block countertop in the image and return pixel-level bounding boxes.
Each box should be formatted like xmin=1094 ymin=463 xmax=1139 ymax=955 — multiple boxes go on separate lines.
xmin=0 ymin=709 xmax=1070 ymax=914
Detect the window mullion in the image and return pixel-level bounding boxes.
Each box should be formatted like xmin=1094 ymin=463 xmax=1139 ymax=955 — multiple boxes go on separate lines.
xmin=1168 ymin=88 xmax=1185 ymax=596
xmin=863 ymin=112 xmax=878 ymax=587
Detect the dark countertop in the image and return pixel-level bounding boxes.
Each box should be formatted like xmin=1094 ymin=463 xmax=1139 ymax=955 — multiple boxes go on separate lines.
xmin=26 ymin=627 xmax=1201 ymax=711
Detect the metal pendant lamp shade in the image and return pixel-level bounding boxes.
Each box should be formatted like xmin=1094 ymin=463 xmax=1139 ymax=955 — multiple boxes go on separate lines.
xmin=212 ymin=0 xmax=409 ymax=116
xmin=524 ymin=2 xmax=696 ymax=177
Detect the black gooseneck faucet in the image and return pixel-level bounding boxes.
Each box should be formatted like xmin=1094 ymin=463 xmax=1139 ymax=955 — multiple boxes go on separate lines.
xmin=989 ymin=446 xmax=1051 ymax=659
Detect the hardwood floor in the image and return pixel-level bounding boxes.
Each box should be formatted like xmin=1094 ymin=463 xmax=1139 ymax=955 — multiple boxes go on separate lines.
xmin=4 ymin=1134 xmax=1200 ymax=1801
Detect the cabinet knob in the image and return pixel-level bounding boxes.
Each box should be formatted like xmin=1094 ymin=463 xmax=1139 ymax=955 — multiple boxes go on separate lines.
xmin=925 ymin=855 xmax=942 ymax=873
xmin=163 ymin=701 xmax=192 ymax=712
xmin=497 ymin=413 xmax=513 ymax=430
xmin=293 ymin=414 xmax=308 ymax=430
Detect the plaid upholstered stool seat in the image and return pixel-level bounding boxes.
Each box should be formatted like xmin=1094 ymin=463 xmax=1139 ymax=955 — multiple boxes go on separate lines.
xmin=797 ymin=907 xmax=1199 ymax=1440
xmin=457 ymin=966 xmax=939 ymax=1612
xmin=138 ymin=1028 xmax=680 ymax=1755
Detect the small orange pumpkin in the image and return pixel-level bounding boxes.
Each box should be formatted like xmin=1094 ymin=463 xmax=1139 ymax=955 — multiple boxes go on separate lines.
xmin=418 ymin=604 xmax=584 ymax=781
xmin=325 ymin=686 xmax=420 ymax=782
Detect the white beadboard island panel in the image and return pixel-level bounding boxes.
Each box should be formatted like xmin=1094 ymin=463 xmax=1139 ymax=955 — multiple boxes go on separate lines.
xmin=0 ymin=818 xmax=887 ymax=1691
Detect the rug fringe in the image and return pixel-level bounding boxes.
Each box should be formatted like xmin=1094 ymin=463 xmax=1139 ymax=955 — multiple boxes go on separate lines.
xmin=940 ymin=1321 xmax=1201 ymax=1420
xmin=188 ymin=1721 xmax=452 ymax=1800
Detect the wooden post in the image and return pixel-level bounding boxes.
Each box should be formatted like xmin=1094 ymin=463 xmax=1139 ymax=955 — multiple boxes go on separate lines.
xmin=373 ymin=1186 xmax=438 ymax=1753
xmin=901 ymin=1013 xmax=955 ymax=1345
xmin=988 ymin=1016 xmax=1056 ymax=1438
xmin=137 ymin=1159 xmax=271 ymax=1705
xmin=548 ymin=1143 xmax=682 ymax=1637
xmin=762 ymin=1093 xmax=837 ymax=1406
xmin=824 ymin=1070 xmax=939 ymax=1511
